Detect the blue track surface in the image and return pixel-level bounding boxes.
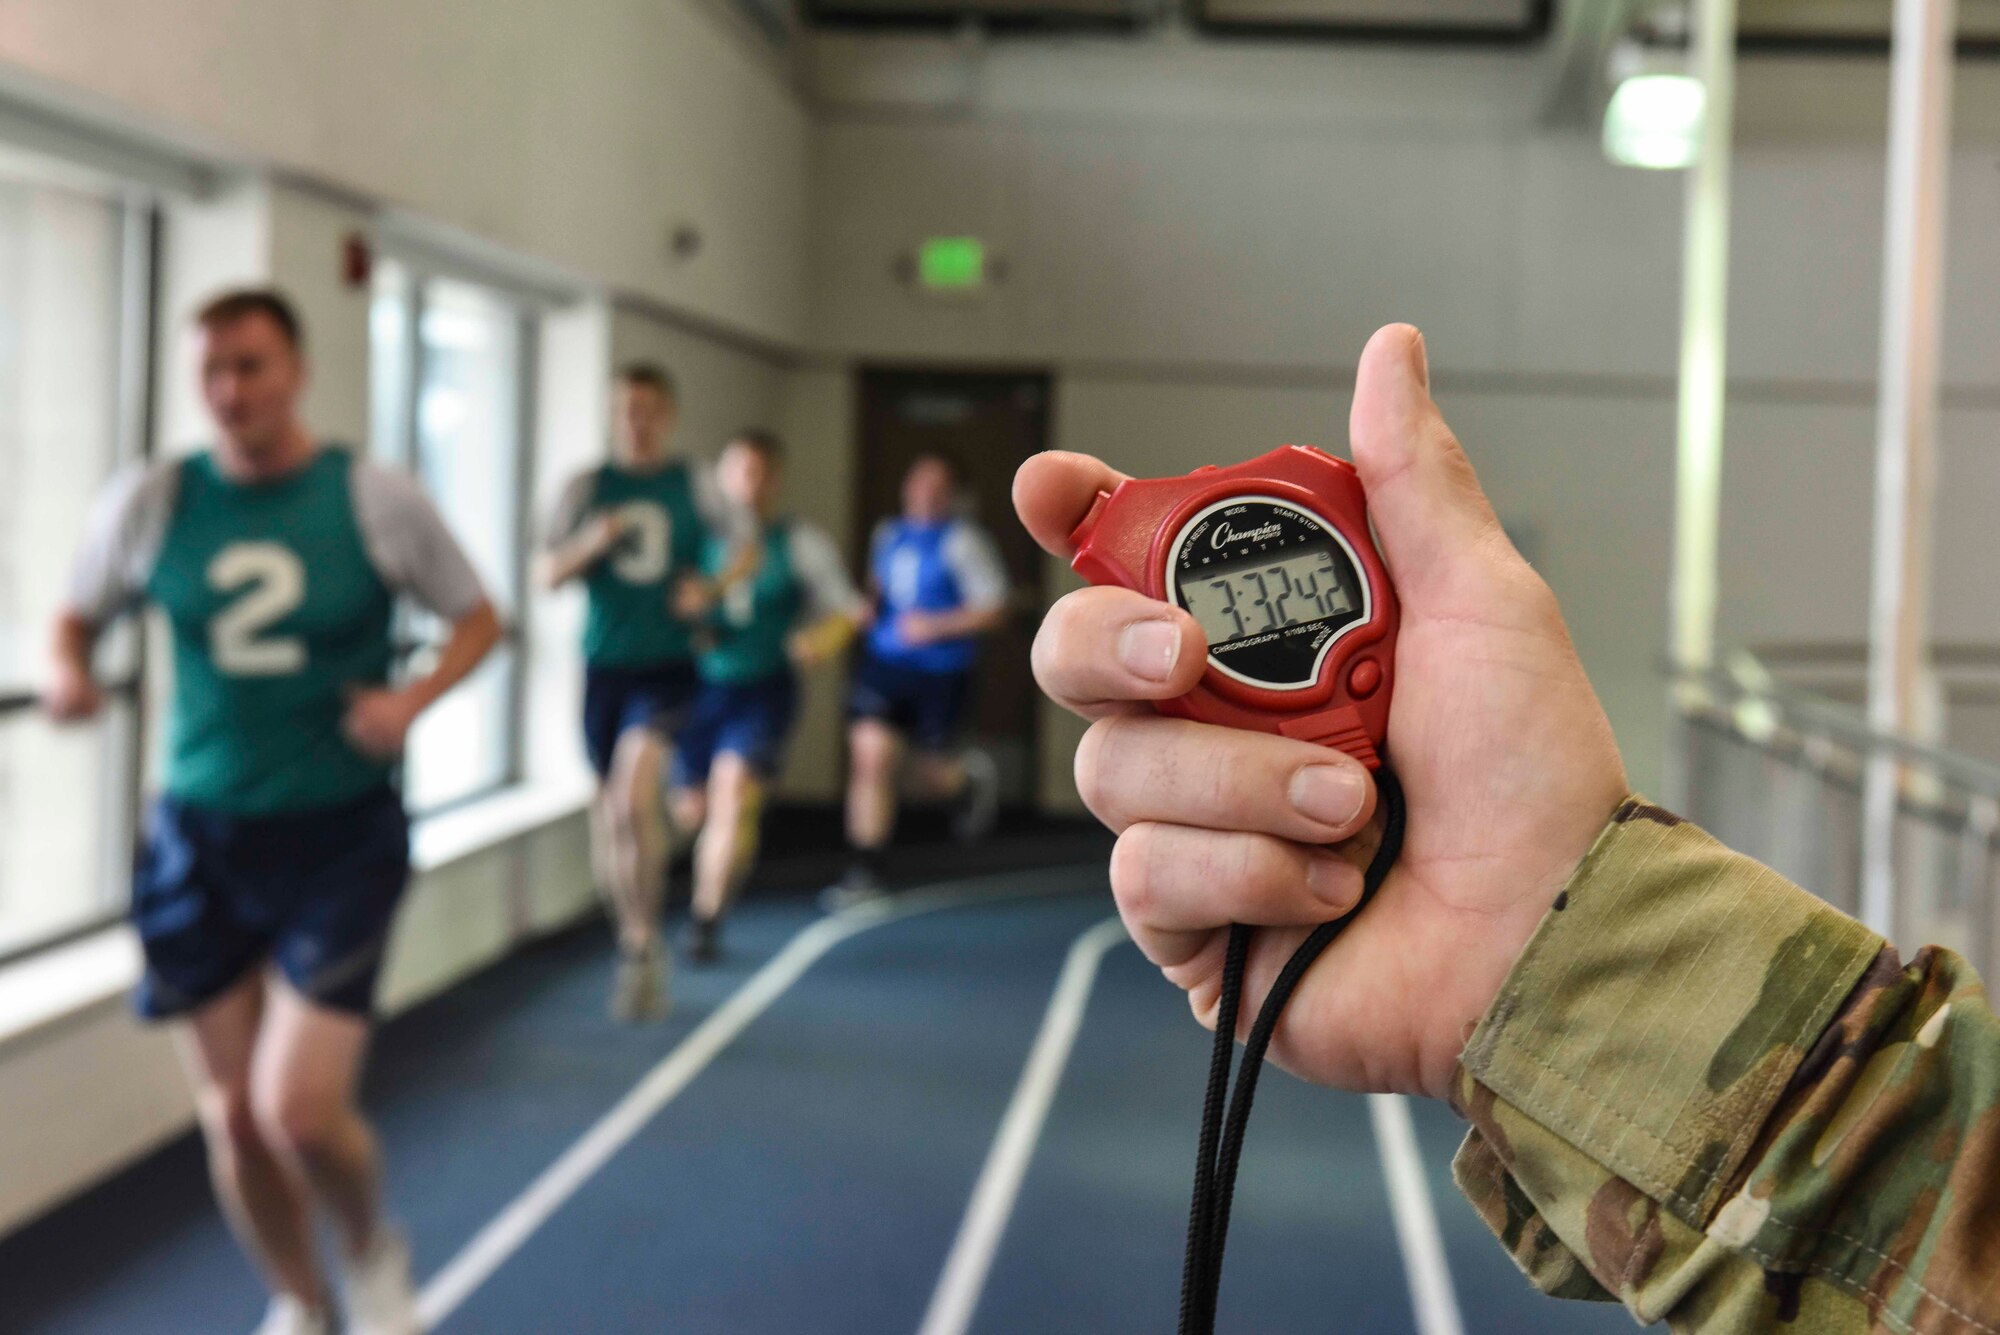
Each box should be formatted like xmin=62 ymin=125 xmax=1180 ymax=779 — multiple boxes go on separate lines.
xmin=0 ymin=871 xmax=1647 ymax=1333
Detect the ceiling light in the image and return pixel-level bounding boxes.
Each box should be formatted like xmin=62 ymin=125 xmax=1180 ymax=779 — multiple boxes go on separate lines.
xmin=1604 ymin=72 xmax=1707 ymax=171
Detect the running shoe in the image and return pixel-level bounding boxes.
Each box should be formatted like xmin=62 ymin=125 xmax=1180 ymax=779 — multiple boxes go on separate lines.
xmin=683 ymin=915 xmax=721 ymax=965
xmin=251 ymin=1297 xmax=330 ymax=1335
xmin=819 ymin=862 xmax=891 ymax=912
xmin=951 ymin=747 xmax=1002 ymax=843
xmin=340 ymin=1225 xmax=420 ymax=1335
xmin=610 ymin=938 xmax=672 ymax=1025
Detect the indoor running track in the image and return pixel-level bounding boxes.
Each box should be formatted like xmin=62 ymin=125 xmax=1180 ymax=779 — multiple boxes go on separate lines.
xmin=0 ymin=870 xmax=1647 ymax=1333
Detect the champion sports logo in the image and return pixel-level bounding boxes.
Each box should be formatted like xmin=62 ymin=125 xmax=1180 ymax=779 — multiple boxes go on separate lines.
xmin=1211 ymin=520 xmax=1285 ymax=549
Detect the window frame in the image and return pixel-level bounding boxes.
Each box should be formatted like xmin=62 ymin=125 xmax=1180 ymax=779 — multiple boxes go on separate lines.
xmin=369 ymin=256 xmax=540 ymax=819
xmin=0 ymin=190 xmax=160 ymax=966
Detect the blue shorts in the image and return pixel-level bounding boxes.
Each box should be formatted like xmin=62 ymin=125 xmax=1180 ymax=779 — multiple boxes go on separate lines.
xmin=130 ymin=786 xmax=410 ymax=1020
xmin=672 ymin=675 xmax=800 ymax=786
xmin=582 ymin=660 xmax=700 ymax=779
xmin=846 ymin=653 xmax=973 ymax=751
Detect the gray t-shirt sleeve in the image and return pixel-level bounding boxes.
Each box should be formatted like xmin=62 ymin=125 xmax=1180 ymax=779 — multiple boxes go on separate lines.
xmin=693 ymin=462 xmax=726 ymax=528
xmin=542 ymin=469 xmax=598 ymax=551
xmin=944 ymin=519 xmax=1010 ymax=610
xmin=66 ymin=460 xmax=179 ymax=626
xmin=351 ymin=460 xmax=491 ymax=621
xmin=787 ymin=522 xmax=864 ymax=624
xmin=693 ymin=462 xmax=753 ymax=548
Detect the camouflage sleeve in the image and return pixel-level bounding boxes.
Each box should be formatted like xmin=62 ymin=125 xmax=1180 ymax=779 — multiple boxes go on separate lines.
xmin=1450 ymin=797 xmax=2000 ymax=1333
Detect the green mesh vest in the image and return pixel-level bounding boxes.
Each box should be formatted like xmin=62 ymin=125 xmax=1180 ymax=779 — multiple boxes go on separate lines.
xmin=698 ymin=520 xmax=801 ymax=686
xmin=145 ymin=449 xmax=396 ymax=815
xmin=580 ymin=461 xmax=705 ymax=668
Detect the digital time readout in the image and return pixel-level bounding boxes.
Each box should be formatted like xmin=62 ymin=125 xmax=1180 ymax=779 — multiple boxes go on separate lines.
xmin=1181 ymin=544 xmax=1356 ymax=648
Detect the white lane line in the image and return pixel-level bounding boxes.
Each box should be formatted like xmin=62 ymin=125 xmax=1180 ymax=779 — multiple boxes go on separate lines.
xmin=1368 ymin=1092 xmax=1467 ymax=1335
xmin=919 ymin=915 xmax=1129 ymax=1335
xmin=416 ymin=868 xmax=1102 ymax=1329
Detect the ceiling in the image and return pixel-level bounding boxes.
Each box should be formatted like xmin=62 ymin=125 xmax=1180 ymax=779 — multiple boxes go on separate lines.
xmin=801 ymin=0 xmax=1553 ymax=39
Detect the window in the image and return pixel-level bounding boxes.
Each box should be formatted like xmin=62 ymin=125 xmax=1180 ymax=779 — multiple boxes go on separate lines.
xmin=370 ymin=259 xmax=534 ymax=814
xmin=0 ymin=163 xmax=152 ymax=958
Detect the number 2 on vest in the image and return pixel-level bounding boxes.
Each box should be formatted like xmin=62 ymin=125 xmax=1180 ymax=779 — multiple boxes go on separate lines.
xmin=208 ymin=542 xmax=307 ymax=676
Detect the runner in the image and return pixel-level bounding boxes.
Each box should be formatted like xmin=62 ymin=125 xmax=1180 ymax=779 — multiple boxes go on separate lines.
xmin=831 ymin=451 xmax=1009 ymax=907
xmin=539 ymin=363 xmax=709 ymax=1022
xmin=670 ymin=429 xmax=862 ymax=962
xmin=44 ymin=289 xmax=502 ymax=1335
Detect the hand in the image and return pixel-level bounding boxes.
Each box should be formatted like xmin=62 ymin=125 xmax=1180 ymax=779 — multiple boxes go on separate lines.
xmin=341 ymin=686 xmax=427 ymax=760
xmin=576 ymin=512 xmax=627 ymax=566
xmin=672 ymin=575 xmax=714 ymax=621
xmin=43 ymin=665 xmax=104 ymax=723
xmin=787 ymin=629 xmax=827 ymax=669
xmin=720 ymin=538 xmax=763 ymax=587
xmin=896 ymin=610 xmax=948 ymax=646
xmin=1016 ymin=324 xmax=1627 ymax=1101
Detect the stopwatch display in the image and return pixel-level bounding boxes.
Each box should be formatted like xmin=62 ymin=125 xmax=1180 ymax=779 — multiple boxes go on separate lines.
xmin=1066 ymin=443 xmax=1398 ymax=769
xmin=1166 ymin=496 xmax=1368 ymax=691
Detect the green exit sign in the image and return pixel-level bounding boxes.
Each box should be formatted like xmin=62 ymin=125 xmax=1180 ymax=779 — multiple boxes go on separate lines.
xmin=916 ymin=237 xmax=988 ymax=292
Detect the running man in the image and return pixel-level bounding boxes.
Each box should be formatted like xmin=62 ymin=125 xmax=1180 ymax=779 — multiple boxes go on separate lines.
xmin=670 ymin=429 xmax=862 ymax=962
xmin=833 ymin=452 xmax=1009 ymax=906
xmin=539 ymin=363 xmax=708 ymax=1022
xmin=44 ymin=289 xmax=501 ymax=1335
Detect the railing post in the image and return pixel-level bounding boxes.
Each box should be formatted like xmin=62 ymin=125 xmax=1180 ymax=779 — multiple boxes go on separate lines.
xmin=1863 ymin=0 xmax=1957 ymax=942
xmin=1665 ymin=0 xmax=1737 ymax=812
xmin=1965 ymin=796 xmax=1999 ymax=986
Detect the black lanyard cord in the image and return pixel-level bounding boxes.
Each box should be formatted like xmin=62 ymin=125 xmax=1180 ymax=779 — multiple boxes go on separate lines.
xmin=1177 ymin=765 xmax=1409 ymax=1335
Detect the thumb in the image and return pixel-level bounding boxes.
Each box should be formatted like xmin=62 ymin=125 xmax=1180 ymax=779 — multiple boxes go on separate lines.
xmin=1348 ymin=325 xmax=1508 ymax=603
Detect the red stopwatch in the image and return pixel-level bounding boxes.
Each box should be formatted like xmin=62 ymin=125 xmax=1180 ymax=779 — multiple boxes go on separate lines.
xmin=1067 ymin=445 xmax=1398 ymax=769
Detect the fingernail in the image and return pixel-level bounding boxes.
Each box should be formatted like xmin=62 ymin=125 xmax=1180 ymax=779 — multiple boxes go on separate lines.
xmin=1306 ymin=853 xmax=1359 ymax=910
xmin=1290 ymin=763 xmax=1366 ymax=828
xmin=1118 ymin=619 xmax=1181 ymax=682
xmin=1411 ymin=329 xmax=1430 ymax=391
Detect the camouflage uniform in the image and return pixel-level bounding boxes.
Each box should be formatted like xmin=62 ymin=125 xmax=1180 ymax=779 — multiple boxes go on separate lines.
xmin=1452 ymin=798 xmax=1999 ymax=1334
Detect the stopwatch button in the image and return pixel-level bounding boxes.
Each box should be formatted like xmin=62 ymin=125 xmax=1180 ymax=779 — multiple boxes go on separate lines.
xmin=1067 ymin=492 xmax=1112 ymax=550
xmin=1348 ymin=658 xmax=1383 ymax=699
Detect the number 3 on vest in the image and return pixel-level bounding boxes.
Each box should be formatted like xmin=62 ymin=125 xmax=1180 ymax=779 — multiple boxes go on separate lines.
xmin=608 ymin=500 xmax=671 ymax=584
xmin=208 ymin=542 xmax=307 ymax=676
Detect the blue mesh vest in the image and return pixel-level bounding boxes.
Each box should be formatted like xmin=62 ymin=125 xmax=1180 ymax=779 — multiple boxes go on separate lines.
xmin=867 ymin=518 xmax=977 ymax=673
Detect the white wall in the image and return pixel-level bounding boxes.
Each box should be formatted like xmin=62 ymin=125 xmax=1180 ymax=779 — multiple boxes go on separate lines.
xmin=801 ymin=34 xmax=2000 ymax=799
xmin=0 ymin=0 xmax=809 ymax=347
xmin=1047 ymin=375 xmax=1677 ymax=796
xmin=154 ymin=178 xmax=375 ymax=454
xmin=0 ymin=1001 xmax=190 ymax=1238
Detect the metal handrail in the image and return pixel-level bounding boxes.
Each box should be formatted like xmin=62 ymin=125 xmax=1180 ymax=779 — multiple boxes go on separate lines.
xmin=1674 ymin=651 xmax=2000 ymax=981
xmin=0 ymin=680 xmax=141 ymax=719
xmin=1675 ymin=654 xmax=2000 ymax=799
